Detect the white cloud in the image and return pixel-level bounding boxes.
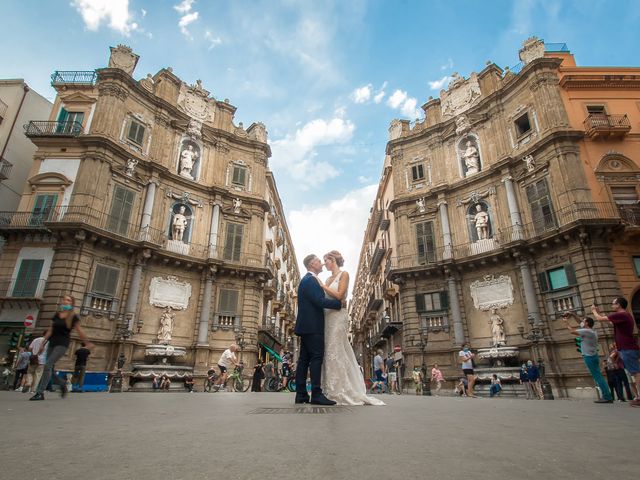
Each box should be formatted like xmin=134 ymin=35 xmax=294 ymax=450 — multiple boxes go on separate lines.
xmin=386 ymin=89 xmax=421 ymax=119
xmin=205 ymin=30 xmax=222 ymax=49
xmin=428 ymin=75 xmax=453 ymax=91
xmin=271 ymin=117 xmax=355 ymax=189
xmin=174 ymin=0 xmax=199 ymax=38
xmin=71 ymin=0 xmax=138 ymax=35
xmin=440 ymin=58 xmax=454 ymax=70
xmin=289 ymin=184 xmax=378 ymax=298
xmin=351 ymin=84 xmax=372 ymax=103
xmin=357 ymin=175 xmax=371 ymax=183
xmin=373 ymin=91 xmax=385 ymax=104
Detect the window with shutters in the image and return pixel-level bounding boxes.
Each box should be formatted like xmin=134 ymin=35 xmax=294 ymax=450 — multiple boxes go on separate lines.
xmin=538 ymin=264 xmax=581 ymax=315
xmin=416 ymin=221 xmax=436 ymax=264
xmin=12 ymin=259 xmax=44 ymax=297
xmin=231 ymin=165 xmax=248 ymax=187
xmin=415 ymin=291 xmax=449 ymax=312
xmin=216 ymin=288 xmax=240 ymax=330
xmin=29 ymin=194 xmax=58 ymax=226
xmin=57 ymin=108 xmax=85 ymax=134
xmin=223 ymin=222 xmax=244 ymax=262
xmin=538 ymin=264 xmax=577 ymax=292
xmin=107 ymin=185 xmax=135 ymax=236
xmin=127 ymin=119 xmax=146 ymax=145
xmin=526 ymin=179 xmax=556 ymax=234
xmin=83 ymin=265 xmax=121 ymax=316
xmin=411 ymin=164 xmax=425 ymax=182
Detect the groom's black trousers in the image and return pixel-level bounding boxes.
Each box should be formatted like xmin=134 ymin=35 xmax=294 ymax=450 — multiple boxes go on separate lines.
xmin=295 ymin=333 xmax=324 ymax=397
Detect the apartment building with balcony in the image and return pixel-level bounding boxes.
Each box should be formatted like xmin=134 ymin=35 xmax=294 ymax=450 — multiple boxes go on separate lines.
xmin=351 ymin=38 xmax=636 ymax=397
xmin=0 ymin=45 xmax=299 ymax=374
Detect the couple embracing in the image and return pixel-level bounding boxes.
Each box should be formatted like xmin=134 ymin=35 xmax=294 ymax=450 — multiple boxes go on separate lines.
xmin=294 ymin=251 xmax=384 ymax=406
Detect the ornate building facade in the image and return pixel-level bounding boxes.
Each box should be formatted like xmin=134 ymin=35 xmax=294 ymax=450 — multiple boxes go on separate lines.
xmin=0 ymin=46 xmax=299 ymax=381
xmin=351 ymin=38 xmax=639 ymax=397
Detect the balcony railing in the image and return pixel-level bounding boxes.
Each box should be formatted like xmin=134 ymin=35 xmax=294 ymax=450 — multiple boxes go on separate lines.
xmin=80 ymin=293 xmax=120 ymax=320
xmin=51 ymin=70 xmax=97 ymax=86
xmin=369 ymin=243 xmax=386 ymax=274
xmin=0 ymin=277 xmax=47 ymax=299
xmin=584 ymin=114 xmax=631 ymax=138
xmin=212 ymin=313 xmax=241 ymax=332
xmin=0 ymin=158 xmax=12 ymax=181
xmin=24 ymin=120 xmax=83 ymax=137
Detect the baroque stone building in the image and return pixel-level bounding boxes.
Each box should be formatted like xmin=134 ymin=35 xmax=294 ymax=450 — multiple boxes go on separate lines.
xmin=0 ymin=45 xmax=299 ymax=380
xmin=351 ymin=38 xmax=638 ymax=397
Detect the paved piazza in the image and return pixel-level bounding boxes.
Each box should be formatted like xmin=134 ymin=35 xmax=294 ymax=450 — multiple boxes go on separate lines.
xmin=1 ymin=391 xmax=636 ymax=479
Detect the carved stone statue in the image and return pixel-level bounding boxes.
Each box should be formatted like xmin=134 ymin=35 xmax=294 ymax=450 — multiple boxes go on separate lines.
xmin=172 ymin=206 xmax=188 ymax=242
xmin=416 ymin=198 xmax=426 ymax=213
xmin=157 ymin=308 xmax=175 ymax=344
xmin=125 ymin=158 xmax=137 ymax=177
xmin=523 ymin=154 xmax=535 ymax=172
xmin=233 ymin=198 xmax=242 ymax=214
xmin=463 ymin=140 xmax=480 ymax=175
xmin=473 ymin=204 xmax=490 ymax=240
xmin=488 ymin=308 xmax=506 ymax=346
xmin=186 ymin=119 xmax=202 ymax=139
xmin=179 ymin=145 xmax=198 ymax=180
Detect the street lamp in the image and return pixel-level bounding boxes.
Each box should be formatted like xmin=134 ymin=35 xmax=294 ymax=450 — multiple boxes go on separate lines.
xmin=418 ymin=321 xmax=431 ymax=396
xmin=517 ymin=315 xmax=554 ymax=400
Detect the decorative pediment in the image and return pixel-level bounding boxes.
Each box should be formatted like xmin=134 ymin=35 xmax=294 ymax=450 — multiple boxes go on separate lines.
xmin=595 ymin=153 xmax=640 ymax=178
xmin=440 ymin=72 xmax=482 ymax=119
xmin=221 ymin=205 xmax=251 ymax=219
xmin=456 ymin=186 xmax=496 ymax=207
xmin=59 ymin=92 xmax=96 ymax=104
xmin=28 ymin=172 xmax=72 ymax=188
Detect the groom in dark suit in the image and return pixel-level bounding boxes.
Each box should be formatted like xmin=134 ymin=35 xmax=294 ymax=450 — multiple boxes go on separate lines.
xmin=294 ymin=254 xmax=342 ymax=405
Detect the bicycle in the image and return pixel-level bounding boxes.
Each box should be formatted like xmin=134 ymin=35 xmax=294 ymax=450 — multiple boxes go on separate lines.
xmin=204 ymin=365 xmax=251 ymax=392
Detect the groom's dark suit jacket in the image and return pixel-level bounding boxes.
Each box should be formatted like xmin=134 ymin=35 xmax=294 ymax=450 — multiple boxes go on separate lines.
xmin=294 ymin=272 xmax=342 ymax=335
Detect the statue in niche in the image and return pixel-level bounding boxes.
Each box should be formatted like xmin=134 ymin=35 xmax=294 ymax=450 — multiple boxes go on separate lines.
xmin=172 ymin=205 xmax=189 ymax=242
xmin=462 ymin=140 xmax=480 ymax=175
xmin=233 ymin=198 xmax=242 ymax=214
xmin=472 ymin=204 xmax=490 ymax=240
xmin=523 ymin=154 xmax=535 ymax=172
xmin=179 ymin=144 xmax=199 ymax=180
xmin=488 ymin=308 xmax=506 ymax=346
xmin=157 ymin=307 xmax=175 ymax=344
xmin=416 ymin=198 xmax=426 ymax=213
xmin=125 ymin=158 xmax=137 ymax=177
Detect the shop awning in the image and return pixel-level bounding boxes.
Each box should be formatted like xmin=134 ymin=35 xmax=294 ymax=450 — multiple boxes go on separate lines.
xmin=259 ymin=342 xmax=283 ymax=361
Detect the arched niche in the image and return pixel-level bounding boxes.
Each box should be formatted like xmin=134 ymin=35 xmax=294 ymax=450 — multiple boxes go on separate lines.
xmin=457 ymin=133 xmax=482 ymax=178
xmin=467 ymin=201 xmax=493 ymax=243
xmin=167 ymin=202 xmax=194 ymax=244
xmin=176 ymin=137 xmax=202 ymax=181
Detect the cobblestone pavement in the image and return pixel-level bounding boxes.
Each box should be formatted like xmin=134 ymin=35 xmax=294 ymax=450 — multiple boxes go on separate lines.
xmin=1 ymin=391 xmax=636 ymax=480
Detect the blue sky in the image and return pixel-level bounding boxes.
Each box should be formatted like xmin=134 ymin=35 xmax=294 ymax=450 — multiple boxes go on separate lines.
xmin=1 ymin=0 xmax=640 ymax=285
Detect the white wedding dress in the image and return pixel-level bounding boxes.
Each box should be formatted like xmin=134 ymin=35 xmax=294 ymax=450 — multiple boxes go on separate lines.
xmin=321 ymin=272 xmax=385 ymax=406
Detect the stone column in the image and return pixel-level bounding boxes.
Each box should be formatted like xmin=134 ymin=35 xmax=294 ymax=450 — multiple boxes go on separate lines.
xmin=438 ymin=200 xmax=453 ymax=260
xmin=447 ymin=272 xmax=465 ymax=345
xmin=125 ymin=262 xmax=144 ymax=331
xmin=502 ymin=175 xmax=524 ymax=241
xmin=518 ymin=256 xmax=542 ymax=326
xmin=208 ymin=200 xmax=221 ymax=259
xmin=139 ymin=179 xmax=157 ymax=242
xmin=196 ymin=271 xmax=214 ymax=346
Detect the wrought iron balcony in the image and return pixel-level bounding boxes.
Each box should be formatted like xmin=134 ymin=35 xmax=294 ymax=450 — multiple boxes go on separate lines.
xmin=80 ymin=293 xmax=120 ymax=320
xmin=584 ymin=114 xmax=631 ymax=138
xmin=0 ymin=276 xmax=47 ymax=299
xmin=51 ymin=70 xmax=97 ymax=86
xmin=369 ymin=242 xmax=386 ymax=274
xmin=0 ymin=157 xmax=12 ymax=181
xmin=24 ymin=120 xmax=82 ymax=137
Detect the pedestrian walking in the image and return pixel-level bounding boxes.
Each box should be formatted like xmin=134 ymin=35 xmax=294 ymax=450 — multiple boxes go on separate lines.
xmin=29 ymin=294 xmax=94 ymax=401
xmin=604 ymin=358 xmax=625 ymax=402
xmin=28 ymin=332 xmax=47 ymax=394
xmin=251 ymin=360 xmax=265 ymax=392
xmin=458 ymin=343 xmax=477 ymax=397
xmin=519 ymin=364 xmax=534 ymax=399
xmin=526 ymin=360 xmax=543 ymax=400
xmin=562 ymin=313 xmax=613 ymax=403
xmin=610 ymin=344 xmax=635 ymax=400
xmin=412 ymin=367 xmax=423 ymax=395
xmin=431 ymin=364 xmax=444 ymax=396
xmin=73 ymin=343 xmax=91 ymax=392
xmin=13 ymin=347 xmax=30 ymax=392
xmin=370 ymin=349 xmax=385 ymax=393
xmin=592 ymin=298 xmax=640 ymax=407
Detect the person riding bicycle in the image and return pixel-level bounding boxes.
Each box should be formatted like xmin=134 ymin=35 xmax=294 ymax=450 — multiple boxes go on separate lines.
xmin=281 ymin=350 xmax=292 ymax=392
xmin=217 ymin=344 xmax=240 ymax=390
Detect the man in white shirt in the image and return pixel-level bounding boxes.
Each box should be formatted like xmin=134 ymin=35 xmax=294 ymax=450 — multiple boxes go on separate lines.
xmin=28 ymin=332 xmax=47 ymax=394
xmin=217 ymin=344 xmax=239 ymax=389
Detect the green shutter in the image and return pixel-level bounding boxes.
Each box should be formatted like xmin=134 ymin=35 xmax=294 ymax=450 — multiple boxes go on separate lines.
xmin=538 ymin=271 xmax=549 ymax=293
xmin=30 ymin=194 xmax=58 ymax=225
xmin=91 ymin=265 xmax=119 ymax=296
xmin=232 ymin=166 xmax=247 ymax=186
xmin=219 ymin=289 xmax=239 ymax=313
xmin=224 ymin=223 xmax=244 ymax=261
xmin=564 ymin=264 xmax=577 ymax=286
xmin=440 ymin=291 xmax=449 ymax=309
xmin=107 ymin=186 xmax=135 ymax=236
xmin=13 ymin=259 xmax=44 ymax=297
xmin=415 ymin=294 xmax=425 ymax=312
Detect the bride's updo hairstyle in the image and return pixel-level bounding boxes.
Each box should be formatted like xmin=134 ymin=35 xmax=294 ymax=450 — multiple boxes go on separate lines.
xmin=324 ymin=250 xmax=344 ymax=267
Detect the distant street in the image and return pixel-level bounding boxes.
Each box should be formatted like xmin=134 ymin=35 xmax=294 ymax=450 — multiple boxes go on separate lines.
xmin=1 ymin=391 xmax=637 ymax=480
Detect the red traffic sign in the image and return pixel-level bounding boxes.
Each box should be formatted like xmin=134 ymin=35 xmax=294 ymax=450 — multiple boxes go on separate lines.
xmin=24 ymin=315 xmax=34 ymax=327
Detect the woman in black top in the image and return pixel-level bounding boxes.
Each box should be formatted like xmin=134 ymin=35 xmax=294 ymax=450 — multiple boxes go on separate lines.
xmin=30 ymin=294 xmax=93 ymax=401
xmin=251 ymin=361 xmax=265 ymax=392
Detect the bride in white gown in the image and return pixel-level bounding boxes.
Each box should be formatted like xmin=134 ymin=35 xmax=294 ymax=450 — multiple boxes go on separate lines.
xmin=319 ymin=250 xmax=385 ymax=406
